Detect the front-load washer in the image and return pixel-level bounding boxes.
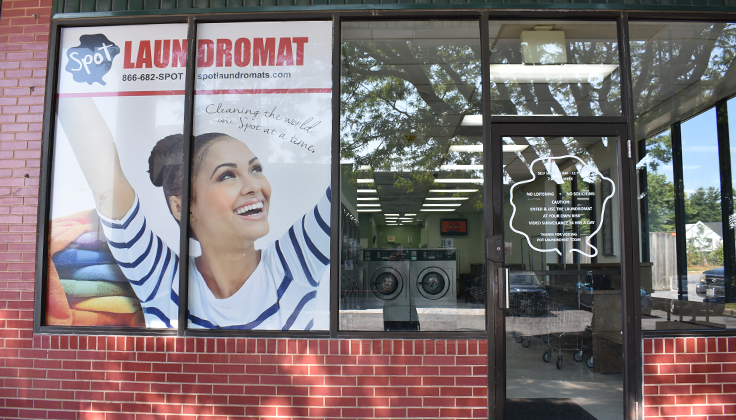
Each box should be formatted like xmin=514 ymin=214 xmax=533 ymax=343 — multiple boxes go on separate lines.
xmin=362 ymin=248 xmax=415 ymax=322
xmin=410 ymin=248 xmax=457 ymax=308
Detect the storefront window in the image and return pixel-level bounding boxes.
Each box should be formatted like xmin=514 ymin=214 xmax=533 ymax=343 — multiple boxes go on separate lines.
xmin=188 ymin=21 xmax=333 ymax=330
xmin=488 ymin=21 xmax=621 ymax=116
xmin=631 ymin=22 xmax=736 ymax=140
xmin=339 ymin=21 xmax=485 ymax=332
xmin=634 ymin=21 xmax=736 ymax=330
xmin=46 ymin=24 xmax=188 ymax=329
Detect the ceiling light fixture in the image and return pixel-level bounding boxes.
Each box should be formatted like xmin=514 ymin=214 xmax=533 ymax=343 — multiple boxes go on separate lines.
xmin=420 ymin=209 xmax=456 ymax=212
xmin=429 ymin=189 xmax=479 ymax=193
xmin=434 ymin=179 xmax=484 ymax=184
xmin=357 ymin=203 xmax=381 ymax=207
xmin=440 ymin=164 xmax=484 ymax=171
xmin=423 ymin=203 xmax=462 ymax=207
xmin=426 ymin=197 xmax=470 ymax=201
xmin=384 ymin=213 xmax=400 ymax=216
xmin=357 ymin=189 xmax=377 ymax=193
xmin=357 ymin=197 xmax=380 ymax=201
xmin=357 ymin=209 xmax=381 ymax=212
xmin=405 ymin=213 xmax=417 ymax=216
xmin=449 ymin=144 xmax=529 ymax=153
xmin=357 ymin=179 xmax=375 ymax=183
xmin=489 ymin=64 xmax=619 ymax=84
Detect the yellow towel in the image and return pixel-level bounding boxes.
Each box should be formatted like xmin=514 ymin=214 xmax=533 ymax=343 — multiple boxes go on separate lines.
xmin=69 ymin=296 xmax=141 ymax=314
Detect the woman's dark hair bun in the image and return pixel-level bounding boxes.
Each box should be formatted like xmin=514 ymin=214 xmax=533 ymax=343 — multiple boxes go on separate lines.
xmin=148 ymin=134 xmax=184 ymax=193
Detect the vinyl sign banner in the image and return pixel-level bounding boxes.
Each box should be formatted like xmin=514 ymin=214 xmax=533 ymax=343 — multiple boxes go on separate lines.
xmin=188 ymin=22 xmax=333 ymax=331
xmin=48 ymin=24 xmax=188 ymax=328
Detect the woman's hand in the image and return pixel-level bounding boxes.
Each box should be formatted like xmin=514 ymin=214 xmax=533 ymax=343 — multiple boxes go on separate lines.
xmin=57 ymin=97 xmax=135 ymax=220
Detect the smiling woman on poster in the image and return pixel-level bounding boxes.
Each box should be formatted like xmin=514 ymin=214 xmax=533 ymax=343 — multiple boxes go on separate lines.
xmin=57 ymin=97 xmax=331 ymax=330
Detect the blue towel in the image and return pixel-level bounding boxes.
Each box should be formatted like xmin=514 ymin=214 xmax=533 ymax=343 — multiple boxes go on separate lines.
xmin=73 ymin=232 xmax=108 ymax=250
xmin=69 ymin=264 xmax=128 ymax=283
xmin=52 ymin=249 xmax=116 ymax=268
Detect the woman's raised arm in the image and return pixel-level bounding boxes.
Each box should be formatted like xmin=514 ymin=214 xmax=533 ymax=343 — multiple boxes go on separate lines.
xmin=57 ymin=97 xmax=136 ymax=220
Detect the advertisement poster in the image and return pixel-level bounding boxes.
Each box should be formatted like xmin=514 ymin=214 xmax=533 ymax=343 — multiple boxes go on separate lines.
xmin=188 ymin=22 xmax=332 ymax=330
xmin=47 ymin=24 xmax=188 ymax=328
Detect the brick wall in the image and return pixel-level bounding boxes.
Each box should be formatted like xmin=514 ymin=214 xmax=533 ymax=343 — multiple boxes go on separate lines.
xmin=643 ymin=337 xmax=736 ymax=420
xmin=2 ymin=1 xmax=736 ymax=419
xmin=1 ymin=336 xmax=488 ymax=419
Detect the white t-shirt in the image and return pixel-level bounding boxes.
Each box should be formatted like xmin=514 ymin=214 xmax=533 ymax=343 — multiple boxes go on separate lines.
xmin=98 ymin=187 xmax=331 ymax=330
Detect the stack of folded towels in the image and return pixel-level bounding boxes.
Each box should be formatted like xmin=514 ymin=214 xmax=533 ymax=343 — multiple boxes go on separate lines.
xmin=46 ymin=209 xmax=144 ymax=327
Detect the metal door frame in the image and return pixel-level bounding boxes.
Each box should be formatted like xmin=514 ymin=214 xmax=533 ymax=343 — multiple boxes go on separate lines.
xmin=485 ymin=122 xmax=641 ymax=420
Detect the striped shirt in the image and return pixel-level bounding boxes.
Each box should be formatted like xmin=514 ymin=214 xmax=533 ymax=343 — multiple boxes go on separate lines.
xmin=98 ymin=187 xmax=331 ymax=330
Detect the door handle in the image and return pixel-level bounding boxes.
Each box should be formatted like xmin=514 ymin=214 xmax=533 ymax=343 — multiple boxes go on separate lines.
xmin=498 ymin=267 xmax=509 ymax=309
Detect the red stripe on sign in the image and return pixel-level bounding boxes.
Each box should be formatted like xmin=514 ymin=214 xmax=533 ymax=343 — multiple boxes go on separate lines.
xmin=57 ymin=90 xmax=186 ymax=98
xmin=195 ymin=89 xmax=332 ymax=95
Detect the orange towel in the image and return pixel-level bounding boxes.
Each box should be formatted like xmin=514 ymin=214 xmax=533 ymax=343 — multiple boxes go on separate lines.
xmin=70 ymin=309 xmax=144 ymax=327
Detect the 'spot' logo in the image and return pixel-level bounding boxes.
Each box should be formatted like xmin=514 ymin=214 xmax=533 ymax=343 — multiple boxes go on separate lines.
xmin=65 ymin=34 xmax=120 ymax=85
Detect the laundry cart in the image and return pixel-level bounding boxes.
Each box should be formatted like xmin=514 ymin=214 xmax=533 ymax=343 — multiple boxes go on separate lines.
xmin=541 ymin=302 xmax=593 ymax=369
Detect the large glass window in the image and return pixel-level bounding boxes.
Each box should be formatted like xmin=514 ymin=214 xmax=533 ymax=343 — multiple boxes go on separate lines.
xmin=489 ymin=21 xmax=621 ymax=116
xmin=46 ymin=24 xmax=188 ymax=329
xmin=339 ymin=21 xmax=485 ymax=332
xmin=189 ymin=22 xmax=333 ymax=331
xmin=634 ymin=21 xmax=736 ymax=331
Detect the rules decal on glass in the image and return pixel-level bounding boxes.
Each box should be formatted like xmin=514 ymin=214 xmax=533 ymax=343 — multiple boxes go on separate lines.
xmin=187 ymin=21 xmax=333 ymax=330
xmin=47 ymin=24 xmax=188 ymax=328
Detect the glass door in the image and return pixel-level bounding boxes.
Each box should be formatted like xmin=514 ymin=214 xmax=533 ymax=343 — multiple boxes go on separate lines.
xmin=489 ymin=123 xmax=636 ymax=420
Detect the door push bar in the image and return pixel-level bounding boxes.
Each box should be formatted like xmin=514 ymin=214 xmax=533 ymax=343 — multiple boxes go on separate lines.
xmin=497 ymin=267 xmax=510 ymax=309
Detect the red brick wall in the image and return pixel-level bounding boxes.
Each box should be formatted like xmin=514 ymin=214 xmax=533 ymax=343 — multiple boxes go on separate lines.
xmin=643 ymin=337 xmax=736 ymax=420
xmin=2 ymin=336 xmax=488 ymax=419
xmin=1 ymin=1 xmax=736 ymax=420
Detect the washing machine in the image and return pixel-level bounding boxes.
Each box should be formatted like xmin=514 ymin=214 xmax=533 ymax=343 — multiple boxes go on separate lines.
xmin=362 ymin=248 xmax=415 ymax=322
xmin=409 ymin=248 xmax=457 ymax=308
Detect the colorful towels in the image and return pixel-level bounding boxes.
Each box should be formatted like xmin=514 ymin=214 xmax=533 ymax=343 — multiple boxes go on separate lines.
xmin=46 ymin=209 xmax=144 ymax=327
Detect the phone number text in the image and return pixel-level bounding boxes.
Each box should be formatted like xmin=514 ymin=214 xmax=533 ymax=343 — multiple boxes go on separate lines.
xmin=121 ymin=73 xmax=185 ymax=82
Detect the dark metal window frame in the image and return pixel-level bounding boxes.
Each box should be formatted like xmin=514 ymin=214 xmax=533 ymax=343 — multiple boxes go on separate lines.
xmin=33 ymin=10 xmax=736 ymax=344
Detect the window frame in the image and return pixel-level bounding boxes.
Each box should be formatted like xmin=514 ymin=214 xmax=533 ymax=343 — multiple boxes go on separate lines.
xmin=34 ymin=10 xmax=736 ymax=339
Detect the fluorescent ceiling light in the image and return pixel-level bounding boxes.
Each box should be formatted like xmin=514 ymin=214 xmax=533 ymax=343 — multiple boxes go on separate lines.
xmin=426 ymin=197 xmax=469 ymax=201
xmin=357 ymin=189 xmax=377 ymax=193
xmin=357 ymin=197 xmax=379 ymax=201
xmin=357 ymin=203 xmax=381 ymax=207
xmin=358 ymin=165 xmax=372 ymax=170
xmin=461 ymin=115 xmax=483 ymax=126
xmin=357 ymin=209 xmax=381 ymax=212
xmin=440 ymin=164 xmax=484 ymax=171
xmin=449 ymin=144 xmax=529 ymax=153
xmin=434 ymin=179 xmax=484 ymax=184
xmin=384 ymin=214 xmax=399 ymax=216
xmin=399 ymin=217 xmax=413 ymax=220
xmin=357 ymin=179 xmax=375 ymax=183
xmin=405 ymin=213 xmax=417 ymax=216
xmin=420 ymin=209 xmax=456 ymax=212
xmin=423 ymin=203 xmax=463 ymax=207
xmin=429 ymin=189 xmax=479 ymax=193
xmin=489 ymin=64 xmax=619 ymax=84
xmin=503 ymin=145 xmax=529 ymax=153
xmin=449 ymin=145 xmax=482 ymax=153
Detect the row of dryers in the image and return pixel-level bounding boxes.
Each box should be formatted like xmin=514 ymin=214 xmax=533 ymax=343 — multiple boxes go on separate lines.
xmin=363 ymin=248 xmax=457 ymax=322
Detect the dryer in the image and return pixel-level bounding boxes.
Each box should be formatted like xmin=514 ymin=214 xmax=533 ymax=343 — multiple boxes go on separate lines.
xmin=362 ymin=248 xmax=415 ymax=322
xmin=410 ymin=248 xmax=457 ymax=308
